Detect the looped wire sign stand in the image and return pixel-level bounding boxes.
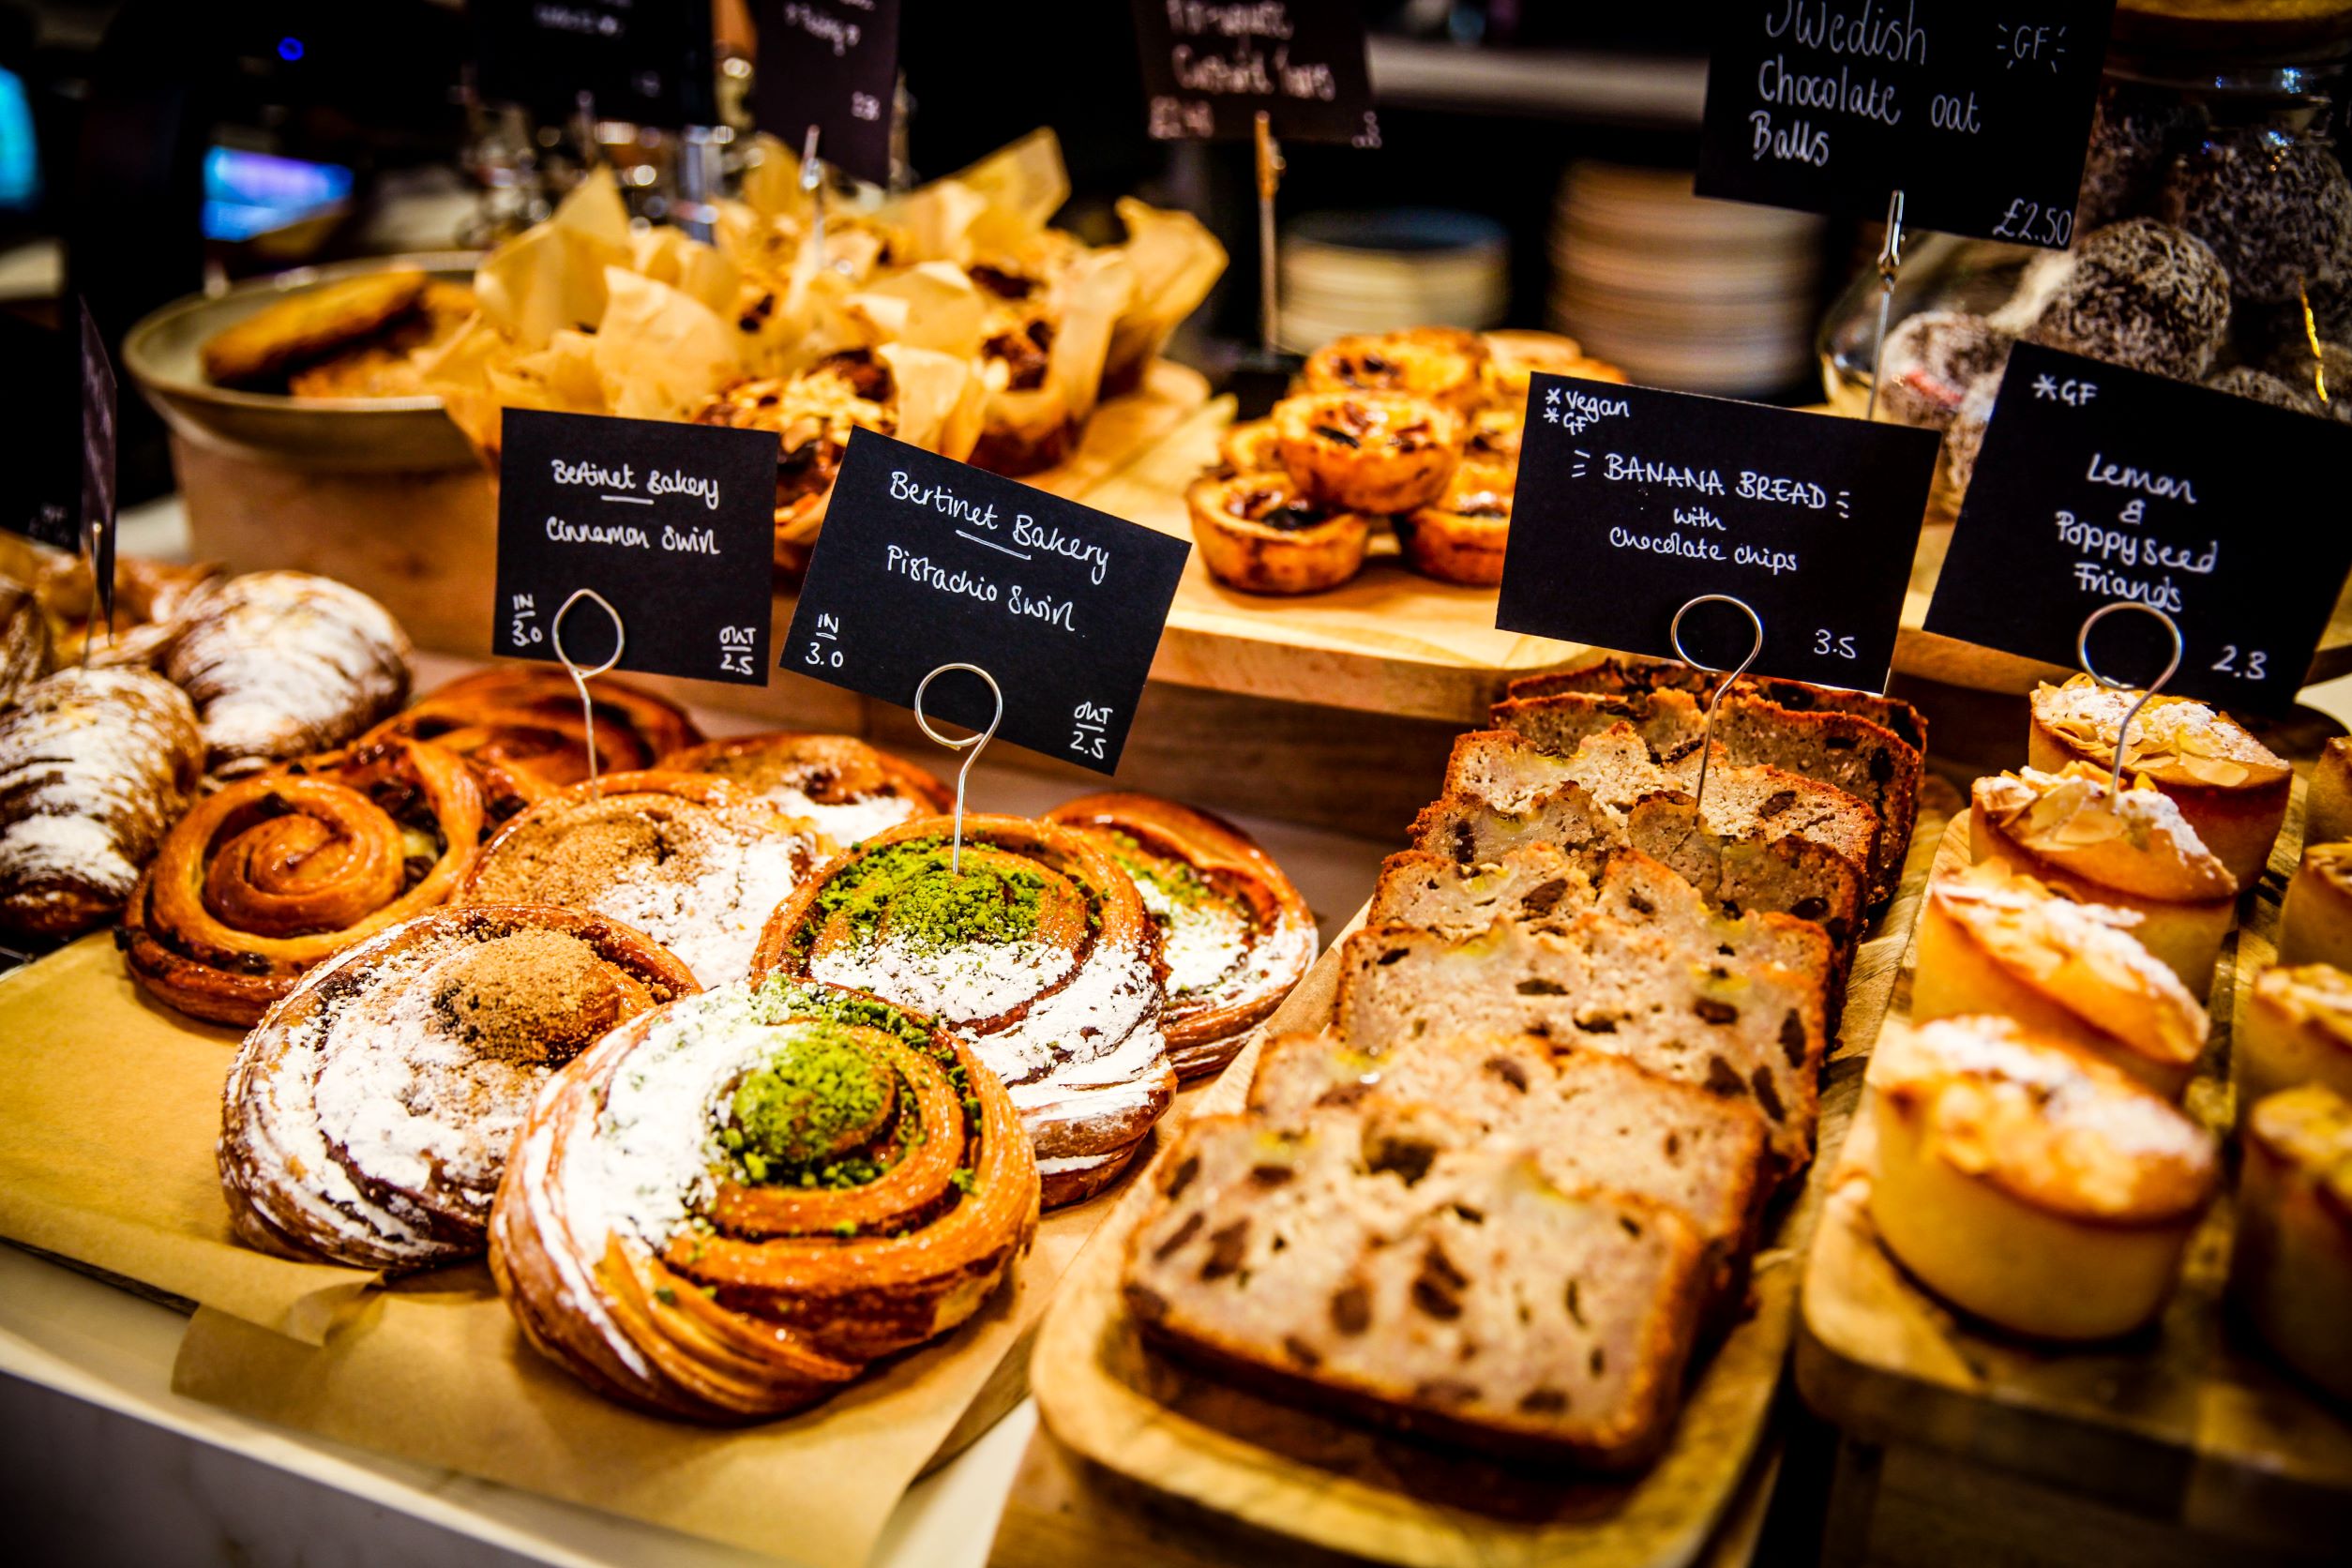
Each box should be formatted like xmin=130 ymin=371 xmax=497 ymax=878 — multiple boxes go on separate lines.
xmin=550 ymin=588 xmax=625 ymax=796
xmin=1863 ymin=188 xmax=1907 ymax=423
xmin=913 ymin=662 xmax=1005 ymax=876
xmin=1670 ymin=593 xmax=1767 ymax=817
xmin=2076 ymin=599 xmax=2186 ymax=796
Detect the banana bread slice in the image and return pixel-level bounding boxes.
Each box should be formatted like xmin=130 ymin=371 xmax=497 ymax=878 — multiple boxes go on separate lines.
xmin=1510 ymin=655 xmax=1928 ymax=755
xmin=1334 ymin=916 xmax=1827 ymax=1173
xmin=1122 ymin=1102 xmax=1711 ymax=1469
xmin=1250 ymin=1030 xmax=1770 ymax=1306
xmin=1492 ymin=687 xmax=1919 ymax=904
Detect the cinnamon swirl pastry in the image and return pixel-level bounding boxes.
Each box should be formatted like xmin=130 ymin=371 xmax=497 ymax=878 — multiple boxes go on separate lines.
xmin=164 ymin=571 xmax=413 ymax=779
xmin=658 ymin=733 xmax=952 ymax=846
xmin=368 ymin=668 xmax=702 ymax=820
xmin=460 ymin=772 xmax=829 ymax=987
xmin=1273 ymin=390 xmax=1462 ymax=515
xmin=220 ymin=906 xmax=699 ymax=1270
xmin=123 ymin=737 xmax=486 ymax=1025
xmin=490 ymin=975 xmax=1039 ymax=1422
xmin=752 ymin=816 xmax=1174 ymax=1206
xmin=1 ymin=668 xmax=203 ymax=940
xmin=1043 ymin=793 xmax=1315 ymax=1078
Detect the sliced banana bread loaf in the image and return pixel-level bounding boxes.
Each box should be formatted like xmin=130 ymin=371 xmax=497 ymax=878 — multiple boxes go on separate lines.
xmin=1510 ymin=655 xmax=1927 ymax=755
xmin=1122 ymin=1101 xmax=1711 ymax=1469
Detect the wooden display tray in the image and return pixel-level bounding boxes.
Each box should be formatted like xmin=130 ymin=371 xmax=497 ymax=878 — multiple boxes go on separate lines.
xmin=1008 ymin=780 xmax=1961 ymax=1568
xmin=1796 ymin=789 xmax=2352 ymax=1555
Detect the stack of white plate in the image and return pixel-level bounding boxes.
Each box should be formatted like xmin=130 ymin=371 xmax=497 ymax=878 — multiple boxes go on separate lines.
xmin=1548 ymin=162 xmax=1825 ymax=396
xmin=1276 ymin=209 xmax=1509 ymax=351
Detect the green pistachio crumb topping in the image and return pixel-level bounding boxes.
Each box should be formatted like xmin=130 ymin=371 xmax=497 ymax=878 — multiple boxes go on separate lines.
xmin=801 ymin=840 xmax=1048 ymax=953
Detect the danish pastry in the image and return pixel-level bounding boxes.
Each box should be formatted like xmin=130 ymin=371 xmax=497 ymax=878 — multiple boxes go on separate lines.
xmin=368 ymin=668 xmax=701 ymax=819
xmin=659 ymin=732 xmax=952 ymax=846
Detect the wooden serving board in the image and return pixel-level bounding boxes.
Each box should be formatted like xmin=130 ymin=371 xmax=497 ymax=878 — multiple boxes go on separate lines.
xmin=1796 ymin=779 xmax=2352 ymax=1554
xmin=1010 ymin=780 xmax=1961 ymax=1568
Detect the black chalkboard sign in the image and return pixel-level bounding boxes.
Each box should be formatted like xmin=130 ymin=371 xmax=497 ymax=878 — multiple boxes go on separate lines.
xmin=0 ymin=314 xmax=79 ymax=551
xmin=1696 ymin=0 xmax=2114 ymax=247
xmin=785 ymin=431 xmax=1190 ymax=773
xmin=1500 ymin=373 xmax=1938 ymax=692
xmin=492 ymin=410 xmax=780 ymax=685
xmin=474 ymin=0 xmax=716 ymax=128
xmin=753 ymin=0 xmax=901 ymax=187
xmin=1130 ymin=0 xmax=1379 ymax=145
xmin=1925 ymin=341 xmax=2352 ymax=712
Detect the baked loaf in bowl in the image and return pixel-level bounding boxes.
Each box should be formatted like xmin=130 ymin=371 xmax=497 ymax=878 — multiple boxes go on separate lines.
xmin=221 ymin=905 xmax=699 ymax=1269
xmin=2027 ymin=674 xmax=2291 ymax=886
xmin=753 ymin=815 xmax=1175 ymax=1207
xmin=2309 ymin=736 xmax=2352 ymax=850
xmin=2281 ymin=841 xmax=2352 ymax=970
xmin=1042 ymin=792 xmax=1317 ymax=1078
xmin=1122 ymin=1100 xmax=1711 ymax=1469
xmin=369 ymin=668 xmax=701 ymax=819
xmin=1272 ymin=390 xmax=1463 ymax=514
xmin=490 ymin=975 xmax=1039 ymax=1421
xmin=458 ymin=771 xmax=829 ymax=988
xmin=1866 ymin=1015 xmax=2218 ymax=1341
xmin=1184 ymin=473 xmax=1370 ymax=596
xmin=659 ymin=732 xmax=953 ymax=846
xmin=1913 ymin=865 xmax=2209 ymax=1099
xmin=2228 ymin=1083 xmax=2352 ymax=1404
xmin=2239 ymin=963 xmax=2352 ymax=1113
xmin=1969 ymin=764 xmax=2238 ymax=990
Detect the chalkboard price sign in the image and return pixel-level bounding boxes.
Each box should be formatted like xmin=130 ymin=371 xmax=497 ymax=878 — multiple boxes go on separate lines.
xmin=474 ymin=0 xmax=716 ymax=128
xmin=753 ymin=0 xmax=902 ymax=187
xmin=1130 ymin=0 xmax=1378 ymax=146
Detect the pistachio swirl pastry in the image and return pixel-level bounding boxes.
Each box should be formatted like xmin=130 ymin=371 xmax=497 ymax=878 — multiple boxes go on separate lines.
xmin=123 ymin=737 xmax=485 ymax=1026
xmin=489 ymin=976 xmax=1039 ymax=1422
xmin=459 ymin=772 xmax=830 ymax=988
xmin=752 ymin=815 xmax=1174 ymax=1207
xmin=369 ymin=668 xmax=702 ymax=820
xmin=1043 ymin=792 xmax=1316 ymax=1078
xmin=658 ymin=732 xmax=954 ymax=846
xmin=221 ymin=906 xmax=699 ymax=1270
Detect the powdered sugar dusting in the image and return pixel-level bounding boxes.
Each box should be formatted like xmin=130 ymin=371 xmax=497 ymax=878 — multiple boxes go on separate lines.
xmin=0 ymin=667 xmax=199 ymax=915
xmin=167 ymin=572 xmax=411 ymax=776
xmin=583 ymin=838 xmax=812 ymax=985
xmin=755 ymin=785 xmax=923 ymax=846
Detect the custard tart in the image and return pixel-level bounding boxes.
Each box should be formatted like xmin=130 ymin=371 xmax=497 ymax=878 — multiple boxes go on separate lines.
xmin=1187 ymin=473 xmax=1371 ymax=596
xmin=1216 ymin=417 xmax=1284 ymax=475
xmin=1273 ymin=390 xmax=1463 ymax=514
xmin=1398 ymin=476 xmax=1514 ymax=587
xmin=1303 ymin=326 xmax=1488 ymax=415
xmin=1481 ymin=328 xmax=1629 ymax=412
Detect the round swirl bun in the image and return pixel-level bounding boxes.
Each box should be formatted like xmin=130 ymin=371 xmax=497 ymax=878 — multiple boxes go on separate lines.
xmin=1043 ymin=792 xmax=1315 ymax=1078
xmin=658 ymin=732 xmax=953 ymax=846
xmin=753 ymin=815 xmax=1174 ymax=1207
xmin=221 ymin=905 xmax=700 ymax=1269
xmin=124 ymin=737 xmax=485 ymax=1025
xmin=369 ymin=669 xmax=703 ymax=820
xmin=490 ymin=976 xmax=1039 ymax=1421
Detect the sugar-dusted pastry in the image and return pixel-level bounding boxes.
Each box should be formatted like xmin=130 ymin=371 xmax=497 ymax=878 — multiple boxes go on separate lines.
xmin=1301 ymin=326 xmax=1489 ymax=416
xmin=0 ymin=573 xmax=50 ymax=707
xmin=459 ymin=772 xmax=829 ymax=988
xmin=1186 ymin=473 xmax=1370 ymax=596
xmin=490 ymin=976 xmax=1039 ymax=1421
xmin=2283 ymin=841 xmax=2352 ymax=971
xmin=0 ymin=668 xmax=202 ymax=940
xmin=1273 ymin=390 xmax=1462 ymax=515
xmin=1043 ymin=792 xmax=1316 ymax=1078
xmin=370 ymin=667 xmax=702 ymax=818
xmin=123 ymin=737 xmax=485 ymax=1026
xmin=221 ymin=906 xmax=698 ymax=1270
xmin=660 ymin=732 xmax=952 ymax=846
xmin=1867 ymin=1015 xmax=2219 ymax=1340
xmin=1397 ymin=476 xmax=1512 ymax=587
xmin=2230 ymin=1083 xmax=2352 ymax=1402
xmin=2239 ymin=964 xmax=2352 ymax=1115
xmin=1913 ymin=865 xmax=2209 ymax=1099
xmin=2028 ymin=674 xmax=2292 ymax=886
xmin=1970 ymin=764 xmax=2238 ymax=990
xmin=164 ymin=571 xmax=414 ymax=779
xmin=753 ymin=815 xmax=1173 ymax=1206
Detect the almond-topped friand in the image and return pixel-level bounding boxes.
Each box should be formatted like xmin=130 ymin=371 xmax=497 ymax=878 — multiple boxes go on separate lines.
xmin=2239 ymin=964 xmax=2352 ymax=1113
xmin=752 ymin=815 xmax=1174 ymax=1207
xmin=2229 ymin=1083 xmax=2352 ymax=1403
xmin=1120 ymin=1103 xmax=1711 ymax=1469
xmin=659 ymin=733 xmax=953 ymax=846
xmin=2028 ymin=674 xmax=2292 ymax=886
xmin=1186 ymin=473 xmax=1371 ymax=596
xmin=490 ymin=977 xmax=1039 ymax=1422
xmin=221 ymin=906 xmax=699 ymax=1270
xmin=1969 ymin=764 xmax=2238 ymax=991
xmin=1215 ymin=417 xmax=1284 ymax=475
xmin=1866 ymin=1015 xmax=2219 ymax=1341
xmin=1397 ymin=476 xmax=1512 ymax=587
xmin=1478 ymin=328 xmax=1629 ymax=413
xmin=1301 ymin=326 xmax=1489 ymax=416
xmin=2310 ymin=737 xmax=2352 ymax=849
xmin=1273 ymin=390 xmax=1464 ymax=515
xmin=2282 ymin=841 xmax=2352 ymax=971
xmin=1914 ymin=864 xmax=2209 ymax=1099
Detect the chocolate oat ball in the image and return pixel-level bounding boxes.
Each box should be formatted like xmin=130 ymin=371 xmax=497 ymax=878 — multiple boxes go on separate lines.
xmin=2159 ymin=128 xmax=2352 ymax=304
xmin=1942 ymin=374 xmax=2001 ymax=496
xmin=2263 ymin=338 xmax=2352 ymax=421
xmin=1877 ymin=311 xmax=2015 ymax=431
xmin=2076 ymin=83 xmax=2201 ymax=232
xmin=2204 ymin=365 xmax=2322 ymax=415
xmin=2026 ymin=219 xmax=2233 ymax=380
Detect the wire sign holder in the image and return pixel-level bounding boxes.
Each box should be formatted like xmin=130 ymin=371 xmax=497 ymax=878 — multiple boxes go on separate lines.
xmin=1671 ymin=593 xmax=1766 ymax=817
xmin=551 ymin=588 xmax=625 ymax=796
xmin=1863 ymin=188 xmax=1907 ymax=423
xmin=2076 ymin=599 xmax=2185 ymax=797
xmin=913 ymin=662 xmax=1004 ymax=876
